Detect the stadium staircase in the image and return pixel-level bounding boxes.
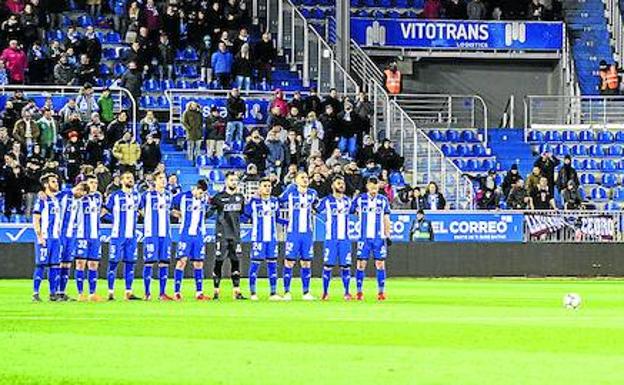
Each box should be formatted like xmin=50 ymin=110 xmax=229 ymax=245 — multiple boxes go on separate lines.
xmin=563 ymin=0 xmax=615 ymax=94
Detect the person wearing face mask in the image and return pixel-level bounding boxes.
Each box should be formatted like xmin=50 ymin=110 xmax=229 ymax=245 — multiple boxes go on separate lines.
xmin=561 ymin=181 xmax=584 ymax=210
xmin=557 ymin=155 xmax=579 ymax=194
xmin=501 ymin=164 xmax=522 ymax=198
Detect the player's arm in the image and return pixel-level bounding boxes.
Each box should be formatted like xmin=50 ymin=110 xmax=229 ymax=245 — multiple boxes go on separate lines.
xmin=33 ymin=198 xmax=44 ymax=245
xmin=349 ymin=195 xmax=360 ymax=214
xmin=240 ymin=199 xmax=253 ymax=223
xmin=383 ymin=198 xmax=392 ymax=238
xmin=171 ymin=193 xmax=182 ymax=219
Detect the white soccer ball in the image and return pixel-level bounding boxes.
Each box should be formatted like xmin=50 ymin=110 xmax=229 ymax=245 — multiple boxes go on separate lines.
xmin=563 ymin=293 xmax=582 ymax=309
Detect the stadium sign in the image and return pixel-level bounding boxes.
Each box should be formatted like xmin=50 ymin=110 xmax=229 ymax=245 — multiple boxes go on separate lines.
xmin=525 ymin=213 xmax=616 ymax=241
xmin=352 ymin=18 xmax=564 ymax=51
xmin=180 ymin=97 xmax=270 ymax=125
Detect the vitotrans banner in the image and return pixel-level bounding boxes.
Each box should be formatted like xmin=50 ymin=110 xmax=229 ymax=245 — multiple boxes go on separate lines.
xmin=352 ymin=18 xmax=564 ymax=50
xmin=0 ymin=212 xmax=524 ymax=244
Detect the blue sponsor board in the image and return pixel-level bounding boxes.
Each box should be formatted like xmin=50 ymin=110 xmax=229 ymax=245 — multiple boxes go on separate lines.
xmin=352 ymin=18 xmax=563 ymax=51
xmin=0 ymin=212 xmax=523 ymax=244
xmin=180 ymin=97 xmax=269 ymax=125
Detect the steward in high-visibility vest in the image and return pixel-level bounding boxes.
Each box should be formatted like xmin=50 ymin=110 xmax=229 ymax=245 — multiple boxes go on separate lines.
xmin=383 ymin=62 xmax=402 ymax=95
xmin=598 ymin=60 xmax=609 ymax=93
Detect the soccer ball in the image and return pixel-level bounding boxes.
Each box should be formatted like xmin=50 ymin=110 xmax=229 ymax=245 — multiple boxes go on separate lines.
xmin=563 ymin=293 xmax=582 ymax=309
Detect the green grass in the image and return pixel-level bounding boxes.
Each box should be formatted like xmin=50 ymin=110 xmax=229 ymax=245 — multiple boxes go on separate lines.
xmin=1 ymin=278 xmax=624 ymax=385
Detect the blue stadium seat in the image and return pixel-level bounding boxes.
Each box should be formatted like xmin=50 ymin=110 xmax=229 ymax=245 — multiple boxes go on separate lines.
xmin=77 ymin=15 xmax=94 ymax=27
xmin=161 ymin=80 xmax=175 ymax=90
xmin=592 ymin=187 xmax=608 ymax=200
xmin=614 ymin=187 xmax=624 ymax=200
xmin=99 ymin=64 xmax=111 ymax=77
xmin=589 ymin=145 xmax=605 ymax=156
xmin=456 ymin=144 xmax=469 ymax=157
xmin=105 ymin=31 xmax=122 ymax=44
xmin=184 ymin=47 xmax=199 ymax=61
xmin=471 ymin=144 xmax=486 ymax=156
xmin=465 ymin=159 xmax=479 ymax=171
xmin=113 ymin=63 xmax=126 ymax=77
xmin=389 ymin=172 xmax=406 ymax=187
xmin=229 ymin=156 xmax=247 ymax=169
xmin=571 ymin=144 xmax=588 ymax=156
xmin=582 ymin=159 xmax=599 ymax=170
xmin=441 ymin=144 xmax=455 ymax=156
xmin=144 ymin=79 xmax=161 ymax=92
xmin=616 ymin=131 xmax=624 ymax=142
xmin=157 ymin=96 xmax=170 ymax=108
xmin=482 ymin=159 xmax=495 ymax=171
xmin=528 ymin=131 xmax=544 ymax=142
xmin=209 ymin=170 xmax=226 ymax=182
xmin=445 ymin=130 xmax=459 ymax=142
xmin=554 ymin=144 xmax=570 ymax=156
xmin=602 ymin=174 xmax=618 ymax=187
xmin=196 ymin=155 xmax=211 ymax=168
xmin=461 ymin=130 xmax=478 ymax=142
xmin=429 ymin=130 xmax=444 ymax=141
xmin=610 ymin=144 xmax=624 ymax=156
xmin=579 ymin=130 xmax=594 ymax=141
xmin=580 ymin=173 xmax=596 ymax=185
xmin=602 ymin=159 xmax=617 ymax=171
xmin=545 ymin=130 xmax=562 ymax=142
xmin=538 ymin=144 xmax=553 ymax=153
xmin=562 ymin=130 xmax=578 ymax=142
xmin=597 ymin=131 xmax=614 ymax=143
xmin=103 ymin=48 xmax=119 ymax=60
xmin=176 ymin=80 xmax=191 ymax=89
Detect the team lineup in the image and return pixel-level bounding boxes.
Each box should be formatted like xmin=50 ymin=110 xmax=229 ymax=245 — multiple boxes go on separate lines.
xmin=31 ymin=171 xmax=392 ymax=302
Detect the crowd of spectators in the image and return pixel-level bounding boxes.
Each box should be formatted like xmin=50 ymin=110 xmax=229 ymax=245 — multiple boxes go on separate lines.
xmin=420 ymin=0 xmax=562 ymax=21
xmin=0 ymin=0 xmax=279 ymax=92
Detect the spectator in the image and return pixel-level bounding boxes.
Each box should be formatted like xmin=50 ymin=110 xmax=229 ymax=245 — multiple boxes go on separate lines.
xmin=0 ymin=127 xmax=14 ymax=162
xmin=344 ymin=161 xmax=363 ymax=196
xmin=64 ymin=131 xmax=84 ymax=182
xmin=166 ymin=173 xmax=182 ymax=195
xmin=528 ymin=0 xmax=545 ymax=20
xmin=37 ymin=108 xmax=57 ymax=159
xmin=423 ymin=181 xmax=446 ymax=210
xmin=97 ymin=88 xmax=115 ymax=125
xmin=409 ymin=187 xmax=426 ymax=210
xmin=205 ymin=106 xmax=226 ymax=158
xmin=9 ymin=90 xmax=29 ymax=113
xmin=20 ymin=3 xmax=39 ymax=47
xmin=270 ymin=89 xmax=289 ymax=118
xmin=266 ymin=105 xmax=288 ymax=131
xmin=356 ymin=135 xmax=376 ymax=167
xmin=283 ymin=164 xmax=298 ymax=185
xmin=158 ymin=33 xmax=174 ymax=81
xmin=1 ymin=14 xmax=22 ymax=45
xmin=74 ymin=54 xmax=97 ymax=86
xmin=326 ymin=148 xmax=347 ymax=169
xmin=106 ymin=111 xmax=129 ymax=148
xmin=254 ymin=32 xmax=276 ymax=87
xmin=86 ymin=113 xmax=106 ymax=140
xmin=224 ymin=0 xmax=245 ymax=31
xmin=94 ymin=162 xmax=112 ymax=194
xmin=422 ymin=0 xmax=442 ymax=18
xmin=525 ymin=165 xmax=542 ymax=194
xmin=3 ymin=162 xmax=26 ymax=219
xmin=501 ymin=164 xmax=522 ymax=198
xmin=232 ymin=27 xmax=250 ymax=56
xmin=322 ymin=88 xmax=342 ymax=113
xmin=303 ymin=87 xmax=322 ymax=115
xmin=54 ymin=54 xmax=74 ymax=85
xmin=598 ymin=60 xmax=610 ymax=95
xmin=233 ymin=43 xmax=252 ymax=91
xmin=288 ymin=91 xmax=304 ymax=113
xmin=87 ymin=0 xmax=103 ymax=17
xmin=226 ymin=87 xmax=246 ymax=146
xmin=0 ymin=40 xmax=27 ymax=84
xmin=76 ymin=84 xmax=99 ymax=122
xmin=477 ymin=188 xmax=499 ymax=210
xmin=562 ymin=181 xmax=583 ymax=210
xmin=530 ymin=176 xmax=557 ymax=210
xmin=181 ymin=101 xmax=204 ymax=161
xmin=13 ymin=111 xmax=40 ymax=151
xmin=533 ymin=151 xmax=559 ymax=192
xmin=361 ymin=159 xmax=382 ymax=179
xmin=199 ymin=35 xmax=213 ymax=84
xmin=466 ymin=0 xmax=487 ymax=19
xmin=284 ymin=130 xmax=303 ymax=167
xmin=27 ymin=41 xmax=47 ymax=84
xmin=112 ymin=131 xmax=140 ymax=174
xmin=140 ymin=134 xmax=161 ymax=174
xmin=1 ymin=103 xmax=18 ymax=135
xmin=139 ymin=110 xmax=160 ymax=143
xmin=354 ymin=92 xmax=372 ymax=142
xmin=557 ymin=155 xmax=579 ymax=193
xmin=605 ymin=64 xmax=621 ymax=95
xmin=211 ymin=41 xmax=234 ymax=89
xmin=286 ymin=106 xmax=304 ymax=135
xmin=242 ymin=163 xmax=261 ymax=183
xmin=377 ymin=139 xmax=404 ymax=171
xmin=9 ymin=141 xmax=26 ymax=166
xmin=337 ymin=102 xmax=361 ymax=159
xmin=319 ymin=104 xmax=339 ymax=157
xmin=85 ymin=127 xmax=106 ymax=166
xmin=266 ymin=130 xmax=285 ymax=177
xmin=243 ymin=129 xmax=269 ymax=175
xmin=120 ymin=61 xmax=143 ymax=100
xmin=445 ymin=0 xmax=467 ymax=19
xmin=24 ymin=158 xmax=42 ymax=217
xmin=310 ymin=172 xmax=330 ymax=198
xmin=303 ymin=111 xmax=324 ymax=140
xmin=61 ymin=112 xmax=84 ymax=141
xmin=83 ymin=25 xmax=102 ymax=64
xmin=301 ymin=125 xmax=325 ymax=160
xmin=507 ymin=179 xmax=531 ymax=209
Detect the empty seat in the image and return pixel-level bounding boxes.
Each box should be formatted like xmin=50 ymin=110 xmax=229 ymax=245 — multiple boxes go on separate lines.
xmin=555 ymin=144 xmax=570 ymax=156
xmin=429 ymin=130 xmax=444 ymax=141
xmin=208 ymin=170 xmax=225 ymax=182
xmin=445 ymin=130 xmax=459 ymax=142
xmin=453 ymin=159 xmax=466 ymax=169
xmin=441 ymin=144 xmax=455 ymax=156
xmin=610 ymin=144 xmax=624 ymax=156
xmin=471 ymin=144 xmax=486 ymax=156
xmin=580 ymin=173 xmax=596 ymax=185
xmin=579 ymin=130 xmax=595 ymax=141
xmin=466 ymin=159 xmax=479 ymax=171
xmin=602 ymin=159 xmax=617 ymax=171
xmin=562 ymin=130 xmax=578 ymax=141
xmin=592 ymin=187 xmax=608 ymax=200
xmin=482 ymin=159 xmax=495 ymax=171
xmin=456 ymin=144 xmax=469 ymax=157
xmin=545 ymin=130 xmax=562 ymax=142
xmin=602 ymin=174 xmax=618 ymax=187
xmin=589 ymin=145 xmax=605 ymax=156
xmin=615 ymin=131 xmax=624 ymax=142
xmin=571 ymin=144 xmax=588 ymax=156
xmin=460 ymin=130 xmax=478 ymax=142
xmin=597 ymin=131 xmax=614 ymax=143
xmin=528 ymin=131 xmax=544 ymax=142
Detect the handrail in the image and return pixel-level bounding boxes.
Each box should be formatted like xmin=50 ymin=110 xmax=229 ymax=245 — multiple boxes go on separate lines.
xmin=0 ymin=84 xmax=138 ymax=137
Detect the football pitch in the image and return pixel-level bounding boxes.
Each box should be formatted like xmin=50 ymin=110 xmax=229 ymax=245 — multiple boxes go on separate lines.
xmin=1 ymin=278 xmax=623 ymax=385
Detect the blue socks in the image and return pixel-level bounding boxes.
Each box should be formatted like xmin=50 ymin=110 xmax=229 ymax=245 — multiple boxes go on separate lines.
xmin=322 ymin=268 xmax=332 ymax=295
xmin=248 ymin=261 xmax=260 ymax=294
xmin=174 ymin=268 xmax=184 ymax=294
xmin=143 ymin=265 xmax=153 ymax=297
xmin=59 ymin=267 xmax=70 ymax=293
xmin=194 ymin=268 xmax=203 ymax=293
xmin=124 ymin=263 xmax=134 ymax=291
xmin=301 ymin=267 xmax=311 ymax=294
xmin=49 ymin=267 xmax=59 ymax=295
xmin=75 ymin=269 xmax=84 ymax=294
xmin=341 ymin=268 xmax=351 ymax=295
xmin=267 ymin=260 xmax=278 ymax=295
xmin=159 ymin=266 xmax=168 ymax=296
xmin=88 ymin=269 xmax=97 ymax=295
xmin=107 ymin=261 xmax=119 ymax=291
xmin=356 ymin=269 xmax=365 ymax=293
xmin=283 ymin=266 xmax=293 ymax=293
xmin=376 ymin=269 xmax=386 ymax=293
xmin=33 ymin=266 xmax=44 ymax=294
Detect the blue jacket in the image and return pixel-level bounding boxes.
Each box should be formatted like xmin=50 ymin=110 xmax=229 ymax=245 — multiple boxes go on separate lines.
xmin=211 ymin=50 xmax=234 ymax=75
xmin=266 ymin=139 xmax=285 ymax=168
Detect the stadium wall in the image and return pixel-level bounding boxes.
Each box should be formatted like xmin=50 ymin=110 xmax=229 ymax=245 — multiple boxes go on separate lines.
xmin=2 ymin=243 xmax=624 ymax=278
xmin=401 ymin=59 xmax=562 ymax=127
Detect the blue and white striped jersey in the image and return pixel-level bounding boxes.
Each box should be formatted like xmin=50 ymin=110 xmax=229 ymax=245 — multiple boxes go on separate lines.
xmin=58 ymin=189 xmax=79 ymax=238
xmin=279 ymin=187 xmax=318 ymax=234
xmin=76 ymin=193 xmax=103 ymax=239
xmin=350 ymin=193 xmax=391 ymax=240
xmin=33 ymin=193 xmax=62 ymax=240
xmin=106 ymin=189 xmax=141 ymax=239
xmin=140 ymin=189 xmax=173 ymax=238
xmin=244 ymin=196 xmax=280 ymax=243
xmin=316 ymin=195 xmax=352 ymax=241
xmin=173 ymin=191 xmax=210 ymax=238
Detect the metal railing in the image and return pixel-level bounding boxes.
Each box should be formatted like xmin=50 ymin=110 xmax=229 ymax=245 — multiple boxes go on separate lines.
xmin=350 ymin=41 xmax=474 ymax=209
xmin=261 ymin=0 xmax=359 ymax=95
xmin=524 ymin=210 xmax=624 ymax=243
xmin=524 ymin=95 xmax=624 ymax=134
xmin=0 ymin=84 xmax=138 ymax=136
